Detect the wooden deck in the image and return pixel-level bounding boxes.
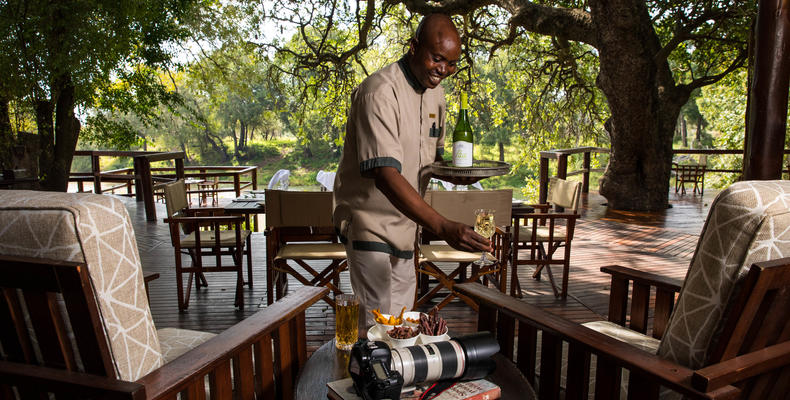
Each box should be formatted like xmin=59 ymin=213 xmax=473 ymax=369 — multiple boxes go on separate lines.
xmin=127 ymin=189 xmax=715 ymax=353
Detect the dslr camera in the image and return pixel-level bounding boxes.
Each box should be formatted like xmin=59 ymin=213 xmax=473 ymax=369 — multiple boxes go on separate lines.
xmin=348 ymin=332 xmax=499 ymax=400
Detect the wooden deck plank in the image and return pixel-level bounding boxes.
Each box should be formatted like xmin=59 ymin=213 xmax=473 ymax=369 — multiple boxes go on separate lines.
xmin=122 ymin=189 xmax=715 ymax=354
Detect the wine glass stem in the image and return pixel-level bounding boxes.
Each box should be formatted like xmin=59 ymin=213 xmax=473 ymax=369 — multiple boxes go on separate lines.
xmin=479 ymin=252 xmax=487 ymax=264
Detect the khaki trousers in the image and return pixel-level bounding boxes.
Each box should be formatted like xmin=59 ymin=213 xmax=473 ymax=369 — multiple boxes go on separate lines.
xmin=345 ymin=245 xmax=416 ymax=330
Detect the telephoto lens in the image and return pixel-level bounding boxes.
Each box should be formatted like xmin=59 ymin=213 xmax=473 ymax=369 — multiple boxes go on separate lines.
xmin=348 ymin=332 xmax=499 ymax=400
xmin=390 ymin=332 xmax=499 ymax=387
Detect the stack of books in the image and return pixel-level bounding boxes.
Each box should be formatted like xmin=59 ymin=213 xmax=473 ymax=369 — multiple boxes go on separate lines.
xmin=327 ymin=378 xmax=501 ymax=400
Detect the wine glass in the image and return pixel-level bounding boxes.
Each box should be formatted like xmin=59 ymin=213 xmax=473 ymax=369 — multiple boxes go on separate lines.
xmin=473 ymin=208 xmax=495 ymax=266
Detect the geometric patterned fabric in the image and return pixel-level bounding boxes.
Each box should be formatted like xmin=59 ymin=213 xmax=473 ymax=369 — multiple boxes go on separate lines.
xmin=656 ymin=180 xmax=790 ymax=368
xmin=0 ymin=190 xmax=163 ymax=380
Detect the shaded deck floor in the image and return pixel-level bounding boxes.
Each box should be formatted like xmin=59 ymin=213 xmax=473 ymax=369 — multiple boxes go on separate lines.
xmin=127 ymin=189 xmax=715 ymax=353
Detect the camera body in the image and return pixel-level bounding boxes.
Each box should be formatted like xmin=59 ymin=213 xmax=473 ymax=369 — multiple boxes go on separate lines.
xmin=348 ymin=332 xmax=499 ymax=400
xmin=348 ymin=340 xmax=403 ymax=400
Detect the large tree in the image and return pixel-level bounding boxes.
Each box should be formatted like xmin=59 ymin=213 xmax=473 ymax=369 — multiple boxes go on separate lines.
xmin=0 ymin=0 xmax=200 ymax=191
xmin=259 ymin=0 xmax=752 ymax=210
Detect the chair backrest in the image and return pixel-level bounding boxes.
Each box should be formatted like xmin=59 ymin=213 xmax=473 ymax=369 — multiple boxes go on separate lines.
xmin=547 ymin=177 xmax=582 ymax=213
xmin=0 ymin=255 xmax=116 ymax=378
xmin=316 ymin=170 xmax=336 ymax=191
xmin=268 ymin=169 xmax=291 ymax=189
xmin=164 ymin=179 xmax=188 ymax=217
xmin=424 ymin=190 xmax=513 ymax=227
xmin=265 ymin=189 xmax=334 ymax=228
xmin=0 ymin=190 xmax=163 ymax=381
xmin=657 ymin=180 xmax=790 ymax=369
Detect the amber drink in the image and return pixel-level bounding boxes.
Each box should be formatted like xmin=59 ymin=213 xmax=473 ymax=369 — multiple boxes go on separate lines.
xmin=335 ymin=294 xmax=359 ymax=350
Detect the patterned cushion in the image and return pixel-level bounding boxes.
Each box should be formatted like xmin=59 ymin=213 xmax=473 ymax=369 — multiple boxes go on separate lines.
xmin=0 ymin=190 xmax=163 ymax=380
xmin=157 ymin=328 xmax=216 ymax=364
xmin=657 ymin=181 xmax=790 ymax=368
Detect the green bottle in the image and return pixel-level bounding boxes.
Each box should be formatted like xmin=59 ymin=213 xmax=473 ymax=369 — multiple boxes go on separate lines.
xmin=452 ymin=91 xmax=473 ymax=167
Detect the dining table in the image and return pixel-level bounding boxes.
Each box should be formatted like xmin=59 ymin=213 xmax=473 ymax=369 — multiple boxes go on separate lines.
xmin=223 ymin=190 xmax=266 ymax=231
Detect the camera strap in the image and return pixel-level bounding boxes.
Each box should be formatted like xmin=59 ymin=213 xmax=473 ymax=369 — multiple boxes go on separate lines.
xmin=418 ymin=380 xmax=457 ymax=400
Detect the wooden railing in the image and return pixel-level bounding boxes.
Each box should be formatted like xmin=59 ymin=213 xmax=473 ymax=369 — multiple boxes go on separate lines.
xmin=538 ymin=147 xmax=790 ymax=201
xmin=538 ymin=147 xmax=608 ymax=204
xmin=71 ymin=151 xmax=257 ymax=222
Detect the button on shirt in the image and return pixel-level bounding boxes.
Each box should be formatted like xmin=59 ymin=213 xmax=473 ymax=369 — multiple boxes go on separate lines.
xmin=333 ymin=57 xmax=446 ymax=259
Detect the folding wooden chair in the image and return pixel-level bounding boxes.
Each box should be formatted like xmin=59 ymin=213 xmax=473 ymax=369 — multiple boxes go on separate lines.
xmin=265 ymin=189 xmax=348 ymax=307
xmin=164 ymin=180 xmax=253 ymax=311
xmin=511 ymin=177 xmax=581 ymax=298
xmin=415 ymin=190 xmax=512 ymax=311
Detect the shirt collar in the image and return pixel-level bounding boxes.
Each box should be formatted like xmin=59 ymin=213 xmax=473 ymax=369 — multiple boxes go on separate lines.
xmin=398 ymin=56 xmax=426 ymax=94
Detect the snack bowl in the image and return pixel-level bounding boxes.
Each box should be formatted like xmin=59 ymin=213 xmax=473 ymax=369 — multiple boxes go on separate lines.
xmin=418 ymin=326 xmax=450 ymax=345
xmin=374 ymin=313 xmax=402 ymax=332
xmin=401 ymin=311 xmax=422 ymax=328
xmin=387 ymin=326 xmax=419 ymax=348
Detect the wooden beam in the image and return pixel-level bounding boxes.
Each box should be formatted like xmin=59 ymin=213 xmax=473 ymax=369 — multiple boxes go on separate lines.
xmin=744 ymin=0 xmax=790 ymax=180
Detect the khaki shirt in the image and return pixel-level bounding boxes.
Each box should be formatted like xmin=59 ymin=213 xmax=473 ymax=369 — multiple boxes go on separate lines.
xmin=334 ymin=57 xmax=446 ymax=258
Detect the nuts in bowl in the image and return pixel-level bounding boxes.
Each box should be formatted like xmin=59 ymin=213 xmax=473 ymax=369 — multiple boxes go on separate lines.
xmin=387 ymin=326 xmax=418 ymax=348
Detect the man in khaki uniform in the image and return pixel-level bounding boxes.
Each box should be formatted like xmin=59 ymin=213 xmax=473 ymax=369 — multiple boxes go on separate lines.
xmin=334 ymin=14 xmax=491 ymax=331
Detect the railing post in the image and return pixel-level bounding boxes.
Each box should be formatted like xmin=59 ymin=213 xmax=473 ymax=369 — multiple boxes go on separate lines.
xmin=234 ymin=173 xmax=241 ymax=197
xmin=539 ymin=156 xmax=549 ymax=204
xmin=583 ymin=151 xmax=591 ymax=194
xmin=91 ymin=154 xmax=101 ymax=194
xmin=139 ymin=158 xmax=157 ymax=221
xmin=175 ymin=158 xmax=185 ymax=180
xmin=557 ymin=154 xmax=568 ymax=180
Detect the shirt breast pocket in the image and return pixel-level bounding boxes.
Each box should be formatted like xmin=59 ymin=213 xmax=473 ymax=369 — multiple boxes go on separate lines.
xmin=429 ymin=122 xmax=441 ymax=138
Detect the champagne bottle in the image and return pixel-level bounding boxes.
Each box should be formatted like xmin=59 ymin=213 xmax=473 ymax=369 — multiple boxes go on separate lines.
xmin=452 ymin=91 xmax=473 ymax=167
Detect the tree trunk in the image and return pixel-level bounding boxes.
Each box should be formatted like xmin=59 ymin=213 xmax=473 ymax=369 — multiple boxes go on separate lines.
xmin=594 ymin=0 xmax=688 ymax=211
xmin=498 ymin=141 xmax=505 ymax=162
xmin=35 ymin=100 xmax=55 ymax=182
xmin=0 ymin=97 xmax=13 ymax=170
xmin=40 ymin=75 xmax=80 ymax=192
xmin=680 ymin=117 xmax=688 ymax=147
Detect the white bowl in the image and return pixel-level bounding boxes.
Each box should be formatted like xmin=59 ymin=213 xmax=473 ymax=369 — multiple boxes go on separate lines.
xmin=374 ymin=313 xmax=401 ymax=332
xmin=418 ymin=326 xmax=450 ymax=344
xmin=386 ymin=327 xmax=419 ymax=348
xmin=401 ymin=311 xmax=422 ymax=327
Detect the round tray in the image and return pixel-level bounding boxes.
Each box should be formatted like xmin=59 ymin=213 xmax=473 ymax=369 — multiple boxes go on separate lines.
xmin=430 ymin=160 xmax=511 ymax=180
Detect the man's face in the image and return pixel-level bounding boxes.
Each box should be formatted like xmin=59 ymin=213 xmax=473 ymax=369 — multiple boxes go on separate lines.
xmin=408 ymin=34 xmax=461 ymax=89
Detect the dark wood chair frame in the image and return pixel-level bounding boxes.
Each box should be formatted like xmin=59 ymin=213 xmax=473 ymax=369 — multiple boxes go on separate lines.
xmin=415 ymin=226 xmax=511 ymax=311
xmin=674 ymin=162 xmax=706 ymax=195
xmin=456 ymin=257 xmax=790 ymax=399
xmin=0 ymin=254 xmax=328 ymax=400
xmin=265 ymin=225 xmax=347 ymax=308
xmin=511 ymin=205 xmax=579 ymax=299
xmin=165 ymin=207 xmax=253 ymax=311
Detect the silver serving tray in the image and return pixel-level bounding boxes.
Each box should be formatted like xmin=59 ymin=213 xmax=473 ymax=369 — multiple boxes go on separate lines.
xmin=430 ymin=160 xmax=510 ymax=179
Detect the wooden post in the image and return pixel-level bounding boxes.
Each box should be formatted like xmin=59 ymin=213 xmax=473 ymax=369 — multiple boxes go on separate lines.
xmin=743 ymin=0 xmax=790 ymax=180
xmin=91 ymin=154 xmax=101 ymax=194
xmin=140 ymin=158 xmax=156 ymax=222
xmin=133 ymin=157 xmax=143 ymax=202
xmin=538 ymin=156 xmax=549 ymax=204
xmin=557 ymin=154 xmax=568 ymax=179
xmin=583 ymin=151 xmax=591 ymax=193
xmin=175 ymin=158 xmax=185 ymax=180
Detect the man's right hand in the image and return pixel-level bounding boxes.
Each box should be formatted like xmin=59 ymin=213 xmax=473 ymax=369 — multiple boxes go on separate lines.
xmin=437 ymin=220 xmax=493 ymax=253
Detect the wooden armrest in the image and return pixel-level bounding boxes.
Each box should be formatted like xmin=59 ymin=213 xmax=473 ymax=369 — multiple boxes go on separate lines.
xmin=514 ymin=212 xmax=579 ymax=220
xmin=692 ymin=340 xmax=790 ymax=392
xmin=0 ymin=361 xmax=145 ymax=399
xmin=601 ymin=265 xmax=682 ymax=292
xmin=601 ymin=265 xmax=682 ymax=337
xmin=137 ymin=286 xmax=328 ymax=399
xmin=454 ymin=282 xmax=740 ymax=399
xmin=144 ymin=273 xmax=160 ymax=283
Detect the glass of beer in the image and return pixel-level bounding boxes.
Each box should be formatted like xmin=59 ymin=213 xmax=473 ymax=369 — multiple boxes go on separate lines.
xmin=335 ymin=294 xmax=360 ymax=350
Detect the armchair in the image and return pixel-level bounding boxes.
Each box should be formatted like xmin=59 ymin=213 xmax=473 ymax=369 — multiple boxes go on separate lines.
xmin=0 ymin=189 xmax=327 ymax=399
xmin=415 ymin=190 xmax=512 ymax=311
xmin=164 ymin=179 xmax=253 ymax=311
xmin=456 ymin=180 xmax=790 ymax=399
